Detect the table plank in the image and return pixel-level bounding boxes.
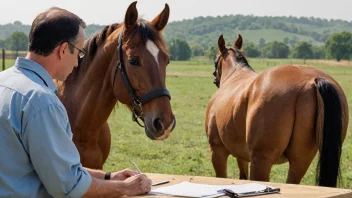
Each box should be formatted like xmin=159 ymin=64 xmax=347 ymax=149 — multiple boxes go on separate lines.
xmin=130 ymin=173 xmax=352 ymax=198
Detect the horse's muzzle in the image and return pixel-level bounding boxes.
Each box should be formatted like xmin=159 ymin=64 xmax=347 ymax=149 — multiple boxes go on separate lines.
xmin=145 ymin=116 xmax=176 ymax=140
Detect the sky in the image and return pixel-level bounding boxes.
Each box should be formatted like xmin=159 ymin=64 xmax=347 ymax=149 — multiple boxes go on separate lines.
xmin=0 ymin=0 xmax=352 ymax=25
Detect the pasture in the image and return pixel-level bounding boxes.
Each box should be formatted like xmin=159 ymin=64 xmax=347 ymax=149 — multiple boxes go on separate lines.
xmin=2 ymin=57 xmax=352 ymax=188
xmin=105 ymin=57 xmax=352 ymax=189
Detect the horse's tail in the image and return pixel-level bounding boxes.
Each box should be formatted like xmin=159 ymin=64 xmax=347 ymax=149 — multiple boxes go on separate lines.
xmin=315 ymin=77 xmax=342 ymax=187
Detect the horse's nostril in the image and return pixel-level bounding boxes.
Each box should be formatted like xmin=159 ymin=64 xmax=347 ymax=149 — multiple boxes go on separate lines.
xmin=153 ymin=118 xmax=164 ymax=133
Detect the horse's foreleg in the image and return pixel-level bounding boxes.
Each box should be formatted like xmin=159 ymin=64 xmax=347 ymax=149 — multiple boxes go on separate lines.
xmin=237 ymin=159 xmax=249 ymax=180
xmin=99 ymin=123 xmax=111 ymax=166
xmin=210 ymin=144 xmax=230 ymax=178
xmin=79 ymin=143 xmax=104 ymax=169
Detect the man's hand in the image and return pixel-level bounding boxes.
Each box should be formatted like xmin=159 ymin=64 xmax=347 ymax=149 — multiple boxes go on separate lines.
xmin=122 ymin=174 xmax=152 ymax=195
xmin=110 ymin=169 xmax=138 ymax=181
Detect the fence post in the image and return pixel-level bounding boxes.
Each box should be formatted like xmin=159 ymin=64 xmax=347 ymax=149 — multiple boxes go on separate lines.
xmin=2 ymin=49 xmax=5 ymax=71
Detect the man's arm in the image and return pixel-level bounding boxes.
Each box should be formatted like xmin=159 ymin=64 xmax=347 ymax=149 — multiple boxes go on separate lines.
xmin=82 ymin=174 xmax=151 ymax=198
xmin=85 ymin=168 xmax=139 ymax=181
xmin=23 ymin=103 xmax=92 ymax=198
xmin=23 ymin=103 xmax=151 ymax=197
xmin=85 ymin=168 xmax=105 ymax=180
xmin=83 ymin=168 xmax=152 ymax=197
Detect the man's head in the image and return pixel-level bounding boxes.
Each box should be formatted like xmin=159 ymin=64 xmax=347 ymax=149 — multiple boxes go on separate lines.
xmin=28 ymin=7 xmax=86 ymax=81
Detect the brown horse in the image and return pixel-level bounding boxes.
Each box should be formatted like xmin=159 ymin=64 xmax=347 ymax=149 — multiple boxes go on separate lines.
xmin=55 ymin=2 xmax=176 ymax=169
xmin=205 ymin=34 xmax=348 ymax=187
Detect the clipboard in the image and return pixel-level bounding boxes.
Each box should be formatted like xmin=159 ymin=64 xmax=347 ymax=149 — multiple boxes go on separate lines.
xmin=217 ymin=186 xmax=280 ymax=197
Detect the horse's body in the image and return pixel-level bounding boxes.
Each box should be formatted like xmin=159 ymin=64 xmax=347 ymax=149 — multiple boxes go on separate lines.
xmin=56 ymin=2 xmax=175 ymax=169
xmin=205 ymin=35 xmax=348 ymax=187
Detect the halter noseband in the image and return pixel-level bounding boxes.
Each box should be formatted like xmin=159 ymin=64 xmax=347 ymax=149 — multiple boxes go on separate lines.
xmin=112 ymin=32 xmax=171 ymax=127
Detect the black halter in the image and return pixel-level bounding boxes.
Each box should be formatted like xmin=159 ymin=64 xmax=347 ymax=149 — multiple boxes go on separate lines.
xmin=213 ymin=47 xmax=248 ymax=88
xmin=112 ymin=32 xmax=171 ymax=127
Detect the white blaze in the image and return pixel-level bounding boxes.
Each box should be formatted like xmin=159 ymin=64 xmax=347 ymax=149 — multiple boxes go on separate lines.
xmin=146 ymin=40 xmax=160 ymax=66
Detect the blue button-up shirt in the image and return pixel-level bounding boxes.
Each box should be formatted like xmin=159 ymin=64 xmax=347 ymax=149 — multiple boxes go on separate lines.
xmin=0 ymin=58 xmax=92 ymax=197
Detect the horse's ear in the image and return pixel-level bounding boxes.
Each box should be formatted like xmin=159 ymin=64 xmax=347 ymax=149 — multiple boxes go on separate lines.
xmin=234 ymin=34 xmax=243 ymax=49
xmin=151 ymin=3 xmax=170 ymax=31
xmin=218 ymin=35 xmax=226 ymax=53
xmin=124 ymin=1 xmax=138 ymax=29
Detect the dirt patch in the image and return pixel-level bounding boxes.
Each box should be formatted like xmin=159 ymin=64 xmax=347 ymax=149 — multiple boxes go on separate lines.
xmin=309 ymin=59 xmax=352 ymax=67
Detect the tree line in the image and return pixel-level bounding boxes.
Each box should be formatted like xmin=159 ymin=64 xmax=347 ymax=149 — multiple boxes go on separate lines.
xmin=1 ymin=15 xmax=351 ymax=61
xmin=2 ymin=30 xmax=351 ymax=62
xmin=0 ymin=31 xmax=28 ymax=56
xmin=170 ymin=31 xmax=352 ymax=61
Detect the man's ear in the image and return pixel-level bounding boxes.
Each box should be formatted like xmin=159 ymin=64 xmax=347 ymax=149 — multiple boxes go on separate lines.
xmin=58 ymin=42 xmax=68 ymax=59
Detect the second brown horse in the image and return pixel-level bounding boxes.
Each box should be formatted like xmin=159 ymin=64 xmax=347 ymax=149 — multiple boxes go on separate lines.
xmin=205 ymin=34 xmax=348 ymax=187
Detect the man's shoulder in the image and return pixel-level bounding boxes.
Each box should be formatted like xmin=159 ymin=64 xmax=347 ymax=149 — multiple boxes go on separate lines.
xmin=0 ymin=67 xmax=60 ymax=111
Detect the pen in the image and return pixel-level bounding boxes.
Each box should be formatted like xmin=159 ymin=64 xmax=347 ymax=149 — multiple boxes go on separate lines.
xmin=223 ymin=189 xmax=238 ymax=197
xmin=131 ymin=162 xmax=170 ymax=186
xmin=131 ymin=161 xmax=143 ymax=174
xmin=151 ymin=180 xmax=170 ymax=186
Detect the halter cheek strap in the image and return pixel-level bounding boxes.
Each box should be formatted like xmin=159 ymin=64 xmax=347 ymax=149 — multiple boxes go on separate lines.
xmin=112 ymin=32 xmax=171 ymax=127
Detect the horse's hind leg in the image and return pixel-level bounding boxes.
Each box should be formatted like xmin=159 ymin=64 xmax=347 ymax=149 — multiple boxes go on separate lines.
xmin=207 ymin=124 xmax=230 ymax=178
xmin=210 ymin=142 xmax=230 ymax=178
xmin=237 ymin=159 xmax=249 ymax=179
xmin=247 ymin=94 xmax=296 ymax=181
xmin=286 ymin=88 xmax=318 ymax=184
xmin=250 ymin=157 xmax=273 ymax=181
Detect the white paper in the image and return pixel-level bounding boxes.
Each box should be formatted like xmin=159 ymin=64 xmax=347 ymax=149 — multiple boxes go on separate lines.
xmin=150 ymin=182 xmax=273 ymax=197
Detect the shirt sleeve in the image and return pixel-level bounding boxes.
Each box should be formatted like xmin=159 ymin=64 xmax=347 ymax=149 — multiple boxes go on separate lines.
xmin=23 ymin=103 xmax=92 ymax=198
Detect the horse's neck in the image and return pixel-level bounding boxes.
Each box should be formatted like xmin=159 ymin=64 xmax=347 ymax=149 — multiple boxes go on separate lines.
xmin=221 ymin=58 xmax=256 ymax=85
xmin=62 ymin=58 xmax=117 ymax=133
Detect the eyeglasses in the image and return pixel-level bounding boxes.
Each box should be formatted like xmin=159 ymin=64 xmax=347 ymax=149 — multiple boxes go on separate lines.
xmin=68 ymin=42 xmax=87 ymax=58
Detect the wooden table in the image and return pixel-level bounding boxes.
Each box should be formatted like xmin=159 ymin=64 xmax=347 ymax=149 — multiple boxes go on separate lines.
xmin=130 ymin=173 xmax=352 ymax=198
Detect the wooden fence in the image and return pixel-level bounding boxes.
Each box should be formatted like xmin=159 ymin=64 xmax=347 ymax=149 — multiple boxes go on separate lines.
xmin=1 ymin=49 xmax=27 ymax=71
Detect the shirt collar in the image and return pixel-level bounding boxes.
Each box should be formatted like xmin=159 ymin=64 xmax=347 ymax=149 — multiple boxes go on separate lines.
xmin=14 ymin=57 xmax=58 ymax=94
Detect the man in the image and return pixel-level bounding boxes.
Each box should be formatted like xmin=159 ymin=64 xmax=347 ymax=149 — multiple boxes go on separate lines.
xmin=0 ymin=7 xmax=151 ymax=197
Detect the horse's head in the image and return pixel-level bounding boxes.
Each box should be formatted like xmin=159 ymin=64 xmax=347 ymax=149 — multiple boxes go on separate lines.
xmin=109 ymin=2 xmax=175 ymax=140
xmin=213 ymin=34 xmax=251 ymax=88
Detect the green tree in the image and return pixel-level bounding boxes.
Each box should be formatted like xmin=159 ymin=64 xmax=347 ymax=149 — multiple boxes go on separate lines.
xmin=0 ymin=39 xmax=4 ymax=48
xmin=258 ymin=38 xmax=266 ymax=47
xmin=206 ymin=46 xmax=218 ymax=60
xmin=325 ymin=31 xmax=352 ymax=61
xmin=191 ymin=44 xmax=204 ymax=56
xmin=312 ymin=46 xmax=326 ymax=59
xmin=13 ymin=21 xmax=22 ymax=26
xmin=283 ymin=37 xmax=289 ymax=45
xmin=291 ymin=41 xmax=313 ymax=59
xmin=262 ymin=41 xmax=290 ymax=58
xmin=168 ymin=38 xmax=192 ymax=61
xmin=5 ymin=31 xmax=28 ymax=56
xmin=244 ymin=42 xmax=260 ymax=57
xmin=289 ymin=36 xmax=298 ymax=47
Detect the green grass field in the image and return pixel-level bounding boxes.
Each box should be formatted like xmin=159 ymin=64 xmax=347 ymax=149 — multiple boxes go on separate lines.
xmin=103 ymin=57 xmax=352 ymax=189
xmin=2 ymin=57 xmax=352 ymax=188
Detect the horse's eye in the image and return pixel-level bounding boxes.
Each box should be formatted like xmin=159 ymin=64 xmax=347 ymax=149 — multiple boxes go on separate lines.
xmin=129 ymin=58 xmax=139 ymax=66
